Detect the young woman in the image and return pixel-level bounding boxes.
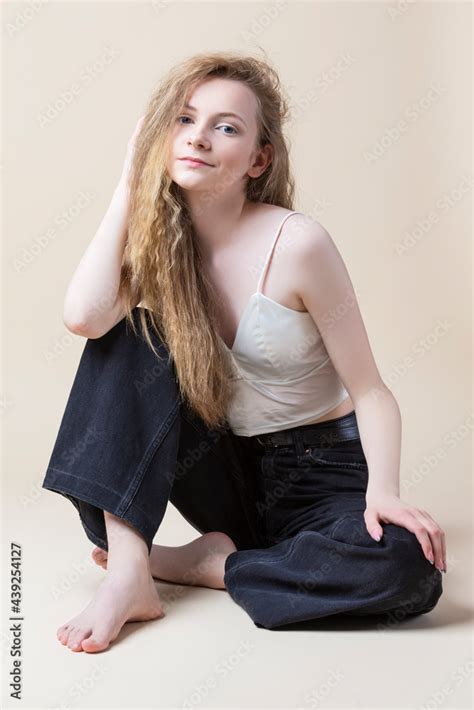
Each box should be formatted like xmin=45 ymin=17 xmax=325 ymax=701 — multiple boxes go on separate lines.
xmin=42 ymin=51 xmax=445 ymax=653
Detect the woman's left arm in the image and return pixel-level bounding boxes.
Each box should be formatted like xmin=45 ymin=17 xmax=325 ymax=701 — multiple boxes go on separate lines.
xmin=294 ymin=217 xmax=446 ymax=573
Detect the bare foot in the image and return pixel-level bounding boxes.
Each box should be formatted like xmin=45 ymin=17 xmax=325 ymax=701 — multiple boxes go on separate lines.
xmin=57 ymin=561 xmax=164 ymax=653
xmin=92 ymin=531 xmax=237 ymax=589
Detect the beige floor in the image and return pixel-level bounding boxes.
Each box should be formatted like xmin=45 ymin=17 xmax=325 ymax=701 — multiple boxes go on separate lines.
xmin=3 ymin=491 xmax=472 ymax=710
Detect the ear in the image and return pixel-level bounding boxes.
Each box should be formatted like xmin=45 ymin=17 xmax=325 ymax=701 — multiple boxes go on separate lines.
xmin=249 ymin=142 xmax=273 ymax=178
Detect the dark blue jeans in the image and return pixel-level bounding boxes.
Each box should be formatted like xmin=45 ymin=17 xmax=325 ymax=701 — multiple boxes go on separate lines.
xmin=42 ymin=308 xmax=443 ymax=629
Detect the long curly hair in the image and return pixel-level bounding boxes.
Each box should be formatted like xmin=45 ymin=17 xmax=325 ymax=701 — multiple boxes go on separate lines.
xmin=119 ymin=49 xmax=296 ymax=430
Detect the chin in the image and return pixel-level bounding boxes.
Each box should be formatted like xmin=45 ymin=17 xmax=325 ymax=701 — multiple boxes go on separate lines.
xmin=175 ymin=172 xmax=211 ymax=187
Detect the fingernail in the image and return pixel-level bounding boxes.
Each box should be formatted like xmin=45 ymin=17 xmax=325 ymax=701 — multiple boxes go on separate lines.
xmin=428 ymin=555 xmax=434 ymax=564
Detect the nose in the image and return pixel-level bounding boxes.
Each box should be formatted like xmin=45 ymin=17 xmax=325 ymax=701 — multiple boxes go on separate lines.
xmin=187 ymin=128 xmax=210 ymax=150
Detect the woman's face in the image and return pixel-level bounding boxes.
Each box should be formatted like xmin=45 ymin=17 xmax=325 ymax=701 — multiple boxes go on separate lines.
xmin=166 ymin=77 xmax=271 ymax=196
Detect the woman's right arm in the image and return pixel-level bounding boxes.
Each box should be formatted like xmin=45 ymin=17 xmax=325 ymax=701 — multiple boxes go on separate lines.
xmin=63 ymin=117 xmax=145 ymax=339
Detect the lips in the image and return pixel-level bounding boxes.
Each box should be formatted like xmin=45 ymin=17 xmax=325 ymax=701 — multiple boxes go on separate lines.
xmin=179 ymin=157 xmax=213 ymax=166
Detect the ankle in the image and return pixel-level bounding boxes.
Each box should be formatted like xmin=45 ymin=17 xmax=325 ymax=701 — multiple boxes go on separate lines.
xmin=106 ymin=546 xmax=151 ymax=574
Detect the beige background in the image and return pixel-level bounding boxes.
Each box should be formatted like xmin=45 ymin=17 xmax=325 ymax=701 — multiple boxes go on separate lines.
xmin=3 ymin=1 xmax=472 ymax=708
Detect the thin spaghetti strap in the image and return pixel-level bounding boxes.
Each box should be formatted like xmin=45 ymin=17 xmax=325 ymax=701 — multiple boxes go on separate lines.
xmin=256 ymin=211 xmax=304 ymax=295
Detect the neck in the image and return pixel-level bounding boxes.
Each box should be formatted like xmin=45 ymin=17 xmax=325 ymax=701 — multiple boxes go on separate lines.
xmin=185 ymin=192 xmax=256 ymax=259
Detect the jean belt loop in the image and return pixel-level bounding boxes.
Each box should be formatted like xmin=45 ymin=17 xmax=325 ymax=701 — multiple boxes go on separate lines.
xmin=292 ymin=428 xmax=306 ymax=458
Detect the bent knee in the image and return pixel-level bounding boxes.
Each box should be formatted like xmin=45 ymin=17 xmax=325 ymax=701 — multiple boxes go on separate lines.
xmin=330 ymin=516 xmax=444 ymax=613
xmin=384 ymin=524 xmax=444 ymax=612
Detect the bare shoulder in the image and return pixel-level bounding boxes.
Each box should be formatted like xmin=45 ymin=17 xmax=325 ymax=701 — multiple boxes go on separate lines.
xmin=249 ymin=203 xmax=334 ymax=268
xmin=251 ymin=205 xmax=334 ymax=309
xmin=252 ymin=203 xmax=324 ymax=235
xmin=276 ymin=209 xmax=332 ymax=257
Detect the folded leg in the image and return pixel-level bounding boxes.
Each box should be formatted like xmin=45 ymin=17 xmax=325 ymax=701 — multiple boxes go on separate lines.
xmin=42 ymin=308 xmax=263 ymax=554
xmin=223 ymin=511 xmax=443 ymax=629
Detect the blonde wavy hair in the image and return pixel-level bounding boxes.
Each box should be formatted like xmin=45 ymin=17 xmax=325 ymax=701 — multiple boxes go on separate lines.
xmin=119 ymin=49 xmax=296 ymax=430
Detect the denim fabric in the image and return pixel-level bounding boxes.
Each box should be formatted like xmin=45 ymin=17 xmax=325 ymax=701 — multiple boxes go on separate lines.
xmin=42 ymin=308 xmax=262 ymax=555
xmin=224 ymin=434 xmax=443 ymax=628
xmin=42 ymin=307 xmax=443 ymax=630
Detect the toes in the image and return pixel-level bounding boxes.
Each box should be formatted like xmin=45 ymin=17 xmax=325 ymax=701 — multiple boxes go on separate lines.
xmin=67 ymin=628 xmax=92 ymax=652
xmin=58 ymin=621 xmax=107 ymax=653
xmin=81 ymin=633 xmax=110 ymax=653
xmin=57 ymin=624 xmax=70 ymax=644
xmin=91 ymin=547 xmax=108 ymax=569
xmin=61 ymin=625 xmax=75 ymax=644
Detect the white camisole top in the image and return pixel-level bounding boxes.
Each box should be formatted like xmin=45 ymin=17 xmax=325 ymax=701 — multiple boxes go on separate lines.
xmin=219 ymin=210 xmax=349 ymax=436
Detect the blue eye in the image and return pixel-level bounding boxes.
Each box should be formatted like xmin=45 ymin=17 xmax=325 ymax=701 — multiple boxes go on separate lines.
xmin=219 ymin=125 xmax=237 ymax=135
xmin=177 ymin=116 xmax=238 ymax=135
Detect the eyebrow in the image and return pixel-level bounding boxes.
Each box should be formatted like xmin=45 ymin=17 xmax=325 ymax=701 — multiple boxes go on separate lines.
xmin=182 ymin=103 xmax=247 ymax=128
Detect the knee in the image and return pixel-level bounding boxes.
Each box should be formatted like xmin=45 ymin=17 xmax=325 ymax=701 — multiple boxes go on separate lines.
xmin=330 ymin=516 xmax=443 ymax=614
xmin=382 ymin=524 xmax=444 ymax=614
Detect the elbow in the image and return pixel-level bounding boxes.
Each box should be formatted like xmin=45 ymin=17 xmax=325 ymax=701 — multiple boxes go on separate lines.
xmin=353 ymin=381 xmax=395 ymax=408
xmin=62 ymin=313 xmax=104 ymax=339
